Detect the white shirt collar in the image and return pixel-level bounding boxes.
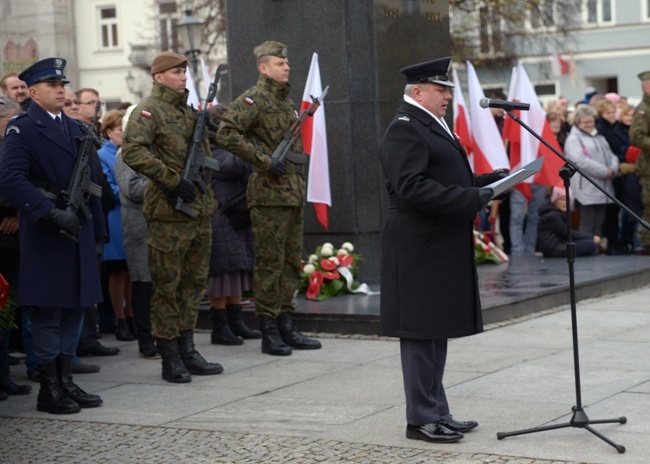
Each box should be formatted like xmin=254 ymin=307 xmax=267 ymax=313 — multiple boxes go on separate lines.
xmin=403 ymin=94 xmax=454 ymax=138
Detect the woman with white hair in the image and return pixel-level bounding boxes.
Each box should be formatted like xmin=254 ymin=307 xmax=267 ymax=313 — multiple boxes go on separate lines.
xmin=564 ymin=105 xmax=619 ymax=238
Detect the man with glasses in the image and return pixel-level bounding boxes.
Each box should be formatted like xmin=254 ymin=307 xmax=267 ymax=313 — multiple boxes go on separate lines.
xmin=378 ymin=56 xmax=501 ymax=444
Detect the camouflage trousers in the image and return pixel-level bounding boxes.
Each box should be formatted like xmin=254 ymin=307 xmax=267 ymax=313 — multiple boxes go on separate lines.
xmin=640 ymin=177 xmax=650 ymax=246
xmin=146 ymin=217 xmax=211 ymax=339
xmin=250 ymin=205 xmax=303 ymax=318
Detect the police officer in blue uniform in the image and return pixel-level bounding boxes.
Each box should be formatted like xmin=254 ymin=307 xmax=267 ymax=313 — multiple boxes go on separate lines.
xmin=0 ymin=58 xmax=106 ymax=414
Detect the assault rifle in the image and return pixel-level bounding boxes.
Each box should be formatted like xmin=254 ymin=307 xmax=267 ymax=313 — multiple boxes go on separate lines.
xmin=174 ymin=64 xmax=226 ymax=218
xmin=59 ymin=101 xmax=103 ymax=242
xmin=270 ymin=85 xmax=329 ymax=166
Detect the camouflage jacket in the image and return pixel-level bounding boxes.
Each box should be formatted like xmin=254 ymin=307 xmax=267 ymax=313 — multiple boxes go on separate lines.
xmin=631 ymin=93 xmax=650 ymax=177
xmin=216 ymin=74 xmax=305 ymax=207
xmin=122 ymin=81 xmax=216 ymax=221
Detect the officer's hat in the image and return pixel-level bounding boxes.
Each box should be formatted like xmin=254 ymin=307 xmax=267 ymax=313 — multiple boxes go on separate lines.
xmin=253 ymin=41 xmax=288 ymax=60
xmin=400 ymin=57 xmax=454 ymax=88
xmin=18 ymin=57 xmax=70 ymax=88
xmin=638 ymin=71 xmax=650 ymax=81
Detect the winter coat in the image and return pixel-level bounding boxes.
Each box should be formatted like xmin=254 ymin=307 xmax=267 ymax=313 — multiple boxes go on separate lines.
xmin=98 ymin=140 xmax=126 ymax=261
xmin=208 ymin=139 xmax=255 ymax=276
xmin=564 ymin=125 xmax=619 ymax=206
xmin=114 ymin=150 xmax=150 ymax=282
xmin=0 ymin=103 xmax=105 ymax=308
xmin=537 ymin=201 xmax=595 ymax=257
xmin=379 ymin=101 xmax=489 ymax=340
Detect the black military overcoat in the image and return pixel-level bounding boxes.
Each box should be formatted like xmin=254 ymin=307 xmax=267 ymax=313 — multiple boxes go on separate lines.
xmin=379 ymin=101 xmax=484 ymax=340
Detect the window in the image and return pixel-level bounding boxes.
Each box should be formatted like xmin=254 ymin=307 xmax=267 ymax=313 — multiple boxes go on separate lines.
xmin=479 ymin=5 xmax=504 ymax=55
xmin=99 ymin=6 xmax=119 ymax=49
xmin=585 ymin=0 xmax=612 ymax=24
xmin=530 ymin=0 xmax=555 ymax=29
xmin=159 ymin=2 xmax=179 ymax=52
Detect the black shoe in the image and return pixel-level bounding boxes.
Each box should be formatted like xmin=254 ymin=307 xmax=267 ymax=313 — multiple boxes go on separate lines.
xmin=57 ymin=356 xmax=103 ymax=408
xmin=156 ymin=338 xmax=191 ymax=383
xmin=28 ymin=371 xmax=40 ymax=383
xmin=258 ymin=316 xmax=292 ymax=356
xmin=36 ymin=361 xmax=81 ymax=415
xmin=0 ymin=377 xmax=33 ymax=395
xmin=71 ymin=360 xmax=100 ymax=374
xmin=139 ymin=340 xmax=161 ymax=359
xmin=210 ymin=308 xmax=244 ymax=345
xmin=227 ymin=304 xmax=261 ymax=339
xmin=439 ymin=414 xmax=479 ymax=433
xmin=406 ymin=422 xmax=464 ymax=443
xmin=78 ymin=343 xmax=120 ymax=357
xmin=276 ymin=313 xmax=321 ymax=350
xmin=178 ymin=331 xmax=224 ymax=375
xmin=115 ymin=319 xmax=135 ymax=341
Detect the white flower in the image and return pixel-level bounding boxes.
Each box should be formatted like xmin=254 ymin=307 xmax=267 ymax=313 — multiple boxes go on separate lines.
xmin=320 ymin=247 xmax=333 ymax=257
xmin=303 ymin=264 xmax=316 ymax=275
xmin=338 ymin=248 xmax=349 ymax=256
xmin=341 ymin=242 xmax=354 ymax=252
xmin=328 ymin=256 xmax=340 ymax=266
xmin=308 ymin=254 xmax=318 ymax=263
xmin=322 ymin=242 xmax=334 ymax=249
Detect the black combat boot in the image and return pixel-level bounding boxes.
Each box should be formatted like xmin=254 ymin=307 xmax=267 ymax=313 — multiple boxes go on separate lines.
xmin=177 ymin=331 xmax=224 ymax=375
xmin=277 ymin=313 xmax=322 ymax=350
xmin=36 ymin=360 xmax=80 ymax=414
xmin=156 ymin=338 xmax=191 ymax=383
xmin=115 ymin=318 xmax=135 ymax=341
xmin=227 ymin=304 xmax=261 ymax=339
xmin=258 ymin=316 xmax=292 ymax=356
xmin=210 ymin=308 xmax=243 ymax=345
xmin=57 ymin=355 xmax=103 ymax=408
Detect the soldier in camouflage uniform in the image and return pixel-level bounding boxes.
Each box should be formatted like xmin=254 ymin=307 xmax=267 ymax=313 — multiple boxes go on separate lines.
xmin=217 ymin=41 xmax=321 ymax=356
xmin=630 ymin=71 xmax=650 ymax=250
xmin=122 ymin=52 xmax=223 ymax=383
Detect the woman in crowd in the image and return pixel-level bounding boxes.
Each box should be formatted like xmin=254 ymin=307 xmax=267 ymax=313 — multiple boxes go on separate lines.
xmin=547 ymin=111 xmax=568 ymax=150
xmin=98 ymin=109 xmax=135 ymax=341
xmin=564 ymin=105 xmax=619 ymax=238
xmin=537 ymin=187 xmax=600 ymax=258
xmin=114 ymin=105 xmax=159 ymax=358
xmin=206 ymin=104 xmax=259 ymax=345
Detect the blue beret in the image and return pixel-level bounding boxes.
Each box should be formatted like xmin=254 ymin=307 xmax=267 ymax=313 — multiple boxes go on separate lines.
xmin=400 ymin=57 xmax=454 ymax=88
xmin=19 ymin=57 xmax=70 ymax=88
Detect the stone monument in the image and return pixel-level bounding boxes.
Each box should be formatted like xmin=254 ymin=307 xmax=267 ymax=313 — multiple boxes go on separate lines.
xmin=223 ymin=0 xmax=451 ymax=282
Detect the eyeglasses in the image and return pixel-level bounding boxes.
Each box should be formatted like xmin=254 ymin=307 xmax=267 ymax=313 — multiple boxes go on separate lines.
xmin=79 ymin=100 xmax=103 ymax=106
xmin=64 ymin=100 xmax=80 ymax=107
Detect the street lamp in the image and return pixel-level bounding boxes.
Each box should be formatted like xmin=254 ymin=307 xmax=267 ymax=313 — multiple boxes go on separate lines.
xmin=176 ymin=6 xmax=203 ymax=99
xmin=125 ymin=70 xmax=143 ymax=99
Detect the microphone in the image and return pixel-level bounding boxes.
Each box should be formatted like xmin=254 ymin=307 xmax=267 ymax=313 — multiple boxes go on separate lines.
xmin=479 ymin=98 xmax=530 ymax=111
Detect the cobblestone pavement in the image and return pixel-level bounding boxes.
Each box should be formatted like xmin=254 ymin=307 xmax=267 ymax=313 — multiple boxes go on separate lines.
xmin=1 ymin=417 xmax=577 ymax=464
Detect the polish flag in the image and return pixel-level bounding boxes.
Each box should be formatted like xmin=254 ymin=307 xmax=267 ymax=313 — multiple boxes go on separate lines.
xmin=506 ymin=62 xmax=564 ymax=190
xmin=451 ymin=68 xmax=472 ymax=162
xmin=550 ymin=51 xmax=570 ymax=77
xmin=466 ymin=61 xmax=509 ymax=174
xmin=200 ymin=58 xmax=218 ymax=107
xmin=300 ymin=53 xmax=331 ymax=230
xmin=185 ymin=67 xmax=201 ymax=109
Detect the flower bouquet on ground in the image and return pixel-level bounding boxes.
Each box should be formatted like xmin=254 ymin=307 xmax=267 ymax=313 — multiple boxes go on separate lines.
xmin=299 ymin=242 xmax=362 ymax=300
xmin=0 ymin=273 xmax=17 ymax=332
xmin=474 ymin=230 xmax=509 ymax=264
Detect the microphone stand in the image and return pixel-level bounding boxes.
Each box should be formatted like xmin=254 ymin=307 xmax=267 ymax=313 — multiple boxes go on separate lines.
xmin=495 ymin=110 xmax=647 ymax=454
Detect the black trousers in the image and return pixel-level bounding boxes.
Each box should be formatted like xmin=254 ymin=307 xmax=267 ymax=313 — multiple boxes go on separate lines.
xmin=400 ymin=338 xmax=449 ymax=425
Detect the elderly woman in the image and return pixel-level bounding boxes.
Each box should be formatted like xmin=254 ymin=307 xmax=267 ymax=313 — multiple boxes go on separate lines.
xmin=564 ymin=105 xmax=619 ymax=238
xmin=98 ymin=109 xmax=135 ymax=342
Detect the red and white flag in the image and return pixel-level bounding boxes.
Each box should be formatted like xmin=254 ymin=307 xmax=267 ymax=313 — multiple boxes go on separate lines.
xmin=550 ymin=51 xmax=570 ymax=77
xmin=185 ymin=67 xmax=201 ymax=109
xmin=452 ymin=68 xmax=472 ymax=162
xmin=466 ymin=61 xmax=509 ymax=174
xmin=505 ymin=62 xmax=564 ymax=191
xmin=301 ymin=52 xmax=331 ymax=230
xmin=200 ymin=58 xmax=218 ymax=107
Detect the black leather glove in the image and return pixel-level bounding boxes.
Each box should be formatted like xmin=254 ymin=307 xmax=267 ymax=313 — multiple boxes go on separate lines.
xmin=477 ymin=170 xmax=508 ymax=187
xmin=477 ymin=188 xmax=494 ymax=211
xmin=46 ymin=208 xmax=80 ymax=236
xmin=173 ymin=179 xmax=196 ymax=203
xmin=268 ymin=157 xmax=286 ymax=176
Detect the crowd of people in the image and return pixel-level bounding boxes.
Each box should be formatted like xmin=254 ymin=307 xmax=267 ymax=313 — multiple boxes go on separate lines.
xmin=0 ymin=42 xmax=321 ymax=411
xmin=484 ymin=75 xmax=650 ymax=259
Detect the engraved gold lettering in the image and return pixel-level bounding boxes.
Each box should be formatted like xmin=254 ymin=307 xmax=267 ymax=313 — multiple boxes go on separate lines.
xmin=384 ymin=7 xmax=400 ymax=18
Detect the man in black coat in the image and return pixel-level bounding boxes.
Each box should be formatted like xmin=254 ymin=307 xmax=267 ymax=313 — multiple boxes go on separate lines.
xmin=378 ymin=56 xmax=498 ymax=444
xmin=0 ymin=58 xmax=106 ymax=414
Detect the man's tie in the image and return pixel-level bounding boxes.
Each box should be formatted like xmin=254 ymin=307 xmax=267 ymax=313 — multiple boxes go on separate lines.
xmin=55 ymin=115 xmax=69 ymax=140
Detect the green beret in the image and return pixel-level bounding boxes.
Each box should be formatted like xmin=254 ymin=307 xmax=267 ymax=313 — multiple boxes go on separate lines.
xmin=638 ymin=71 xmax=650 ymax=81
xmin=151 ymin=51 xmax=188 ymax=75
xmin=253 ymin=41 xmax=288 ymax=60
